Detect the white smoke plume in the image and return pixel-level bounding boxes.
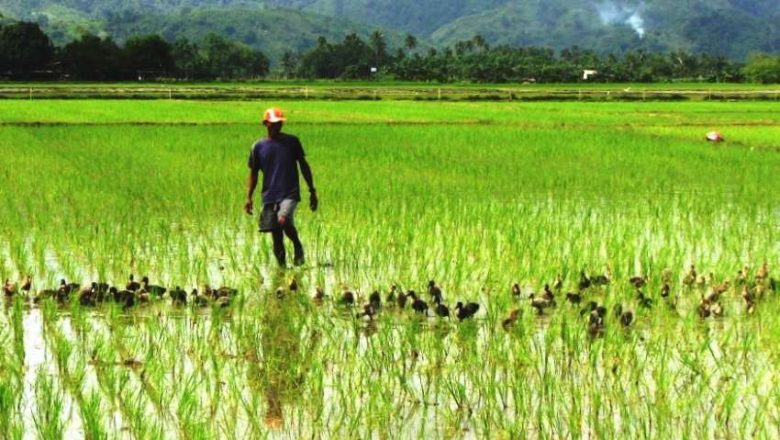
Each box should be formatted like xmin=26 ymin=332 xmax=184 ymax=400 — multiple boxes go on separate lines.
xmin=595 ymin=1 xmax=645 ymax=38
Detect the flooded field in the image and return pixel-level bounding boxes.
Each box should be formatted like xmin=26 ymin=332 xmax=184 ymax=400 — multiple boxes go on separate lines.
xmin=0 ymin=99 xmax=778 ymax=438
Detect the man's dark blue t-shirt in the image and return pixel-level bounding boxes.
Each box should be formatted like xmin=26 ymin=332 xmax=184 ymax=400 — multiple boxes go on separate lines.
xmin=248 ymin=133 xmax=305 ymax=204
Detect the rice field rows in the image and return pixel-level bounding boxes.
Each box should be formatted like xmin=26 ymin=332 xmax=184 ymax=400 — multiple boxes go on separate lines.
xmin=0 ymin=99 xmax=779 ymax=438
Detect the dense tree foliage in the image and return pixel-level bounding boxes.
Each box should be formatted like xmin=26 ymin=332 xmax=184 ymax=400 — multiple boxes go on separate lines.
xmin=0 ymin=19 xmax=776 ymax=83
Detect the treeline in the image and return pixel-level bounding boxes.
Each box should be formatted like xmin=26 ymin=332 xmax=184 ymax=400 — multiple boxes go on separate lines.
xmin=0 ymin=20 xmax=268 ymax=80
xmin=2 ymin=19 xmax=780 ymax=83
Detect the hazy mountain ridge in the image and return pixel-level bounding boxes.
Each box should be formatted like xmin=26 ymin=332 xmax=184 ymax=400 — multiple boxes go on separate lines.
xmin=2 ymin=0 xmax=779 ymax=60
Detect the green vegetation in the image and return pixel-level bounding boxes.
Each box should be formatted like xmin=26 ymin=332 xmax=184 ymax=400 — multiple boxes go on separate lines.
xmin=0 ymin=98 xmax=778 ymax=436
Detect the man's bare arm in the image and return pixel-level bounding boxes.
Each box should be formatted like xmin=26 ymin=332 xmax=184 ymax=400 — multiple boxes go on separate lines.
xmin=299 ymin=158 xmax=318 ymax=212
xmin=245 ymin=170 xmax=258 ymax=215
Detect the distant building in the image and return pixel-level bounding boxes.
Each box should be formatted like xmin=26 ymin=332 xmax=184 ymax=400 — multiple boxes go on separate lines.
xmin=583 ymin=69 xmax=598 ymax=80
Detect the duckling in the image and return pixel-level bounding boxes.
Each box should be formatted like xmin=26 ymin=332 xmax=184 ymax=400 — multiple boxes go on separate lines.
xmin=698 ymin=299 xmax=712 ymax=319
xmin=683 ymin=265 xmax=697 ymax=286
xmin=275 ymin=287 xmax=286 ymax=299
xmin=289 ymin=277 xmax=298 ymax=292
xmin=435 ymin=302 xmax=450 ymax=318
xmin=386 ymin=283 xmax=398 ymax=304
xmin=21 ymin=276 xmax=32 ymax=294
xmin=580 ymin=301 xmax=597 ymax=317
xmin=357 ymin=303 xmax=376 ymax=320
xmin=528 ymin=293 xmax=550 ymax=315
xmin=661 ymin=283 xmax=670 ymax=299
xmin=710 ymin=301 xmax=723 ymax=318
xmin=756 ymin=262 xmax=769 ymax=281
xmin=742 ymin=285 xmax=756 ymax=315
xmin=565 ymin=291 xmax=582 ymax=304
xmin=553 ymin=274 xmax=563 ymax=291
xmin=79 ymin=282 xmax=98 ymax=306
xmin=695 ymin=274 xmax=707 ymax=289
xmin=502 ymin=309 xmax=521 ymax=329
xmin=636 ymin=290 xmax=653 ymax=309
xmin=216 ymin=286 xmax=238 ymax=297
xmin=409 ymin=292 xmax=428 ymax=315
xmin=192 ymin=289 xmax=209 ymax=307
xmin=137 ymin=290 xmax=150 ymax=305
xmin=629 ymin=275 xmax=647 ymax=289
xmin=511 ymin=283 xmax=522 ymax=298
xmin=613 ymin=303 xmax=623 ymax=319
xmin=397 ymin=290 xmax=409 ymax=309
xmin=543 ymin=284 xmax=555 ymax=302
xmin=171 ymin=286 xmax=187 ymax=306
xmin=141 ymin=276 xmax=166 ymax=297
xmin=591 ymin=266 xmax=611 ymax=286
xmin=578 ymin=271 xmax=591 ymax=291
xmin=126 ymin=274 xmax=141 ymax=292
xmin=736 ymin=269 xmax=748 ymax=286
xmin=3 ymin=279 xmax=16 ymax=297
xmin=369 ymin=290 xmax=382 ymax=309
xmin=313 ymin=286 xmax=326 ymax=302
xmin=428 ymin=280 xmax=443 ymax=304
xmin=588 ymin=321 xmax=606 ymax=338
xmin=216 ymin=296 xmax=231 ymax=308
xmin=339 ymin=288 xmax=355 ymax=306
xmin=455 ymin=302 xmax=480 ymax=321
xmin=619 ymin=310 xmax=634 ymax=327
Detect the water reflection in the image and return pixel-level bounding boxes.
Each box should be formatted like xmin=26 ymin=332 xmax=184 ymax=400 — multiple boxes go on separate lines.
xmin=249 ymin=271 xmax=320 ymax=431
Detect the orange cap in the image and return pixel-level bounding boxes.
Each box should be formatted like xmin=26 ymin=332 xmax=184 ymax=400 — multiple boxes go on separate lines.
xmin=263 ymin=107 xmax=286 ymax=124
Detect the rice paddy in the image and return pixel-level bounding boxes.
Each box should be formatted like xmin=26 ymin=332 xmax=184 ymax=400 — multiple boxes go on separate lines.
xmin=0 ymin=97 xmax=779 ymax=438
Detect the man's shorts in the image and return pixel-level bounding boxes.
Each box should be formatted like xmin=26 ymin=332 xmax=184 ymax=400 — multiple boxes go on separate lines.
xmin=259 ymin=199 xmax=298 ymax=232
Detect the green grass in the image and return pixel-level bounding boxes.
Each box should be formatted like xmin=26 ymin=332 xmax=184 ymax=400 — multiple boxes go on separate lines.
xmin=0 ymin=98 xmax=778 ymax=437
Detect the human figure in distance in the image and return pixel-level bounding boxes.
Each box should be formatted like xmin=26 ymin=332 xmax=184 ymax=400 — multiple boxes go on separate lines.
xmin=245 ymin=107 xmax=318 ymax=267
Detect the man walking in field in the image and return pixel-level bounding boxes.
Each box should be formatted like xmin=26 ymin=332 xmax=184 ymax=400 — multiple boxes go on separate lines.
xmin=245 ymin=107 xmax=318 ymax=267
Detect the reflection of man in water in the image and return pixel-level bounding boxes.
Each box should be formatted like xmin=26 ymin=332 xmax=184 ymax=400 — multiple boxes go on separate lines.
xmin=250 ymin=286 xmax=320 ymax=429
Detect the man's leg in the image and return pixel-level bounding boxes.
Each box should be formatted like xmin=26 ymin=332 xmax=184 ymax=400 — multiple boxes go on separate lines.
xmin=278 ymin=199 xmax=304 ymax=266
xmin=271 ymin=228 xmax=286 ymax=267
xmin=282 ymin=223 xmax=304 ymax=265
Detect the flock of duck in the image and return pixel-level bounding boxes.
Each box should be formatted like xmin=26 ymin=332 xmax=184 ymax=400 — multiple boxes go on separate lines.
xmin=309 ymin=261 xmax=775 ymax=337
xmin=2 ymin=262 xmax=775 ymax=337
xmin=2 ymin=274 xmax=237 ymax=309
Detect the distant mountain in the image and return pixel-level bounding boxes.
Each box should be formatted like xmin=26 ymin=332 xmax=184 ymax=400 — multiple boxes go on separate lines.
xmin=2 ymin=0 xmax=779 ymax=60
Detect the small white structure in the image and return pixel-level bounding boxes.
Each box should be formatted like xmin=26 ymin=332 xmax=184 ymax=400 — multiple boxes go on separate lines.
xmin=582 ymin=69 xmax=598 ymax=80
xmin=706 ymin=131 xmax=725 ymax=143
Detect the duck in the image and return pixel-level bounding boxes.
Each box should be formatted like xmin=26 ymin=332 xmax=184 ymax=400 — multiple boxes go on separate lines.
xmin=619 ymin=310 xmax=634 ymax=327
xmin=636 ymin=290 xmax=653 ymax=309
xmin=661 ymin=283 xmax=670 ymax=299
xmin=357 ymin=303 xmax=376 ymax=320
xmin=530 ymin=294 xmax=552 ymax=314
xmin=409 ymin=292 xmax=429 ymax=315
xmin=553 ymin=274 xmax=563 ymax=291
xmin=171 ymin=286 xmax=187 ymax=306
xmin=543 ymin=284 xmax=555 ymax=302
xmin=683 ymin=265 xmax=697 ymax=286
xmin=386 ymin=283 xmax=398 ymax=304
xmin=580 ymin=301 xmax=597 ymax=317
xmin=3 ymin=279 xmax=16 ymax=297
xmin=397 ymin=290 xmax=409 ymax=309
xmin=578 ymin=271 xmax=591 ymax=291
xmin=79 ymin=282 xmax=98 ymax=306
xmin=20 ymin=276 xmax=32 ymax=294
xmin=369 ymin=290 xmax=382 ymax=309
xmin=511 ymin=283 xmax=522 ymax=298
xmin=756 ymin=262 xmax=769 ymax=281
xmin=339 ymin=287 xmax=355 ymax=306
xmin=435 ymin=302 xmax=450 ymax=318
xmin=428 ymin=280 xmax=443 ymax=304
xmin=502 ymin=309 xmax=521 ymax=329
xmin=289 ymin=277 xmax=298 ymax=292
xmin=455 ymin=302 xmax=480 ymax=321
xmin=216 ymin=286 xmax=238 ymax=298
xmin=126 ymin=274 xmax=141 ymax=292
xmin=216 ymin=296 xmax=231 ymax=308
xmin=192 ymin=289 xmax=209 ymax=307
xmin=591 ymin=266 xmax=611 ymax=286
xmin=565 ymin=291 xmax=582 ymax=304
xmin=629 ymin=275 xmax=647 ymax=289
xmin=313 ymin=286 xmax=326 ymax=302
xmin=587 ymin=307 xmax=606 ymax=338
xmin=141 ymin=276 xmax=166 ymax=297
